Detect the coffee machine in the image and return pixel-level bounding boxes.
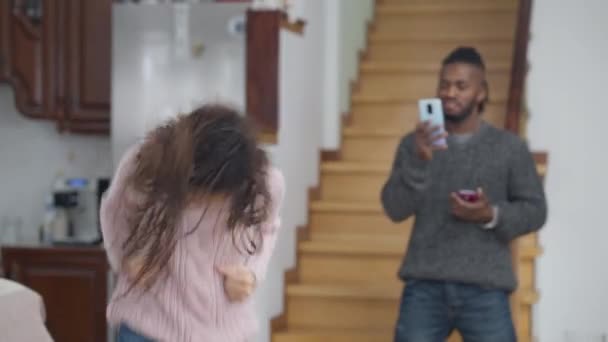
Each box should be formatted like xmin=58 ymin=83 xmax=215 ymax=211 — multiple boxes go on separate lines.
xmin=50 ymin=177 xmax=109 ymax=245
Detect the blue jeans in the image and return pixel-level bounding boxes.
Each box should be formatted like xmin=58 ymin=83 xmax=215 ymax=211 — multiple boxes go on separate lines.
xmin=394 ymin=280 xmax=516 ymax=342
xmin=117 ymin=324 xmax=155 ymax=342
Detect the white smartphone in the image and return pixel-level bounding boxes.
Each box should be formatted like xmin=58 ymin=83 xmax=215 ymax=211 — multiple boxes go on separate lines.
xmin=418 ymin=98 xmax=446 ymax=147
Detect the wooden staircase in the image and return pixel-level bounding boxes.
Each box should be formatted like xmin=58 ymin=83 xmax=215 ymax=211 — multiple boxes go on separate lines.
xmin=272 ymin=0 xmax=542 ymax=341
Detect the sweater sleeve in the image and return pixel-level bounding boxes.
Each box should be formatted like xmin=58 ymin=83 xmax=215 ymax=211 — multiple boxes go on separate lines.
xmin=247 ymin=167 xmax=286 ymax=283
xmin=381 ymin=135 xmax=431 ymax=222
xmin=493 ymin=140 xmax=547 ymax=242
xmin=100 ymin=145 xmax=140 ymax=272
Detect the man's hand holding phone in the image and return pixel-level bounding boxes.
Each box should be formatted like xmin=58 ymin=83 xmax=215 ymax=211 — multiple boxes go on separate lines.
xmin=415 ymin=121 xmax=448 ymax=161
xmin=450 ymin=188 xmax=494 ymax=224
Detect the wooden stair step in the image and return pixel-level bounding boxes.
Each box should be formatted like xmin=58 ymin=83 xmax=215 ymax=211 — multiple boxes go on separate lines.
xmin=310 ymin=232 xmax=408 ymax=243
xmin=286 ymin=283 xmax=540 ymax=330
xmin=299 ymin=236 xmax=406 ymax=256
xmin=360 ymin=61 xmax=510 ymax=73
xmin=352 ymin=94 xmax=508 ymax=104
xmin=286 ymin=296 xmax=398 ymax=330
xmin=518 ymin=245 xmax=543 ymax=260
xmin=309 ymin=208 xmax=412 ymax=237
xmin=341 ymin=128 xmax=401 ymax=162
xmin=378 ymin=0 xmax=517 ymax=5
xmin=349 ymin=102 xmax=506 ymax=132
xmin=321 ymin=161 xmax=390 ymax=175
xmin=355 ymin=69 xmax=509 ymax=99
xmin=298 ymin=240 xmax=544 ymax=289
xmin=341 ymin=127 xmax=551 ymax=165
xmin=369 ymin=33 xmax=513 ymax=43
xmin=287 ymin=283 xmax=402 ymax=300
xmin=344 ymin=127 xmax=404 ymax=137
xmin=304 ymin=233 xmax=541 ymax=261
xmin=321 ymin=154 xmax=546 ymax=175
xmin=376 ymin=4 xmax=517 ymax=15
xmin=297 ymin=236 xmax=406 ymax=284
xmin=321 ymin=161 xmax=389 ymax=174
xmin=372 ymin=6 xmax=516 ymax=37
xmin=320 ymin=158 xmax=546 ymax=200
xmin=311 ymin=201 xmax=384 ymax=214
xmin=320 ymin=161 xmax=389 ymax=202
xmin=285 ymin=284 xmax=401 ymax=330
xmin=366 ymin=31 xmax=514 ymax=64
xmin=274 ymin=330 xmax=391 ymax=342
xmin=287 ymin=284 xmax=538 ymax=305
xmin=520 ymin=290 xmax=540 ymax=305
xmin=300 ymin=232 xmax=540 ymax=261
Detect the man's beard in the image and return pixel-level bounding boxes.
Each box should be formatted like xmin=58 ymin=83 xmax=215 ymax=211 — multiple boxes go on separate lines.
xmin=444 ymin=101 xmax=477 ymax=124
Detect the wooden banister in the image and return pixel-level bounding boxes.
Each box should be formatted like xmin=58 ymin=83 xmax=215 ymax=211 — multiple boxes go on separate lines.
xmin=505 ymin=0 xmax=533 ymax=134
xmin=245 ymin=10 xmax=306 ymax=143
xmin=246 ymin=10 xmax=281 ymax=142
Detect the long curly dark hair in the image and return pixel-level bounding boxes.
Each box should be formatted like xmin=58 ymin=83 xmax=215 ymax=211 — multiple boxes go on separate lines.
xmin=122 ymin=104 xmax=271 ymax=291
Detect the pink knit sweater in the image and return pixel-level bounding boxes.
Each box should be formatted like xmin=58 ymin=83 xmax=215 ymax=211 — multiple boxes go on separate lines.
xmin=100 ymin=146 xmax=285 ymax=342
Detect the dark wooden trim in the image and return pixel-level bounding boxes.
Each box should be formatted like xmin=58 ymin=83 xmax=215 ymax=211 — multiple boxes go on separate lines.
xmin=533 ymin=151 xmax=547 ymax=165
xmin=321 ymin=149 xmax=341 ymax=161
xmin=533 ymin=151 xmax=547 ymax=181
xmin=258 ymin=132 xmax=278 ymax=145
xmin=359 ymin=49 xmax=370 ymax=62
xmin=505 ymin=0 xmax=533 ymax=134
xmin=342 ymin=109 xmax=353 ymax=127
xmin=280 ymin=13 xmax=306 ymax=35
xmin=246 ymin=10 xmax=281 ymax=137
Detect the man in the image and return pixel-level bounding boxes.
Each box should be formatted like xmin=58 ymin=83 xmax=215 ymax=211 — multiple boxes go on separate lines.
xmin=381 ymin=47 xmax=547 ymax=342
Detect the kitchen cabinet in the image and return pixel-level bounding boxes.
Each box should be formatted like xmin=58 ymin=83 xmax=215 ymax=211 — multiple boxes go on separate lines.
xmin=56 ymin=0 xmax=112 ymax=133
xmin=2 ymin=245 xmax=110 ymax=342
xmin=0 ymin=0 xmax=111 ymax=134
xmin=0 ymin=0 xmax=53 ymax=119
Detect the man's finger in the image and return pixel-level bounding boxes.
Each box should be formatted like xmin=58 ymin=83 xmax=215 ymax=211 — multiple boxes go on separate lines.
xmin=451 ymin=192 xmax=479 ymax=209
xmin=450 ymin=192 xmax=465 ymax=205
xmin=430 ymin=133 xmax=448 ymax=150
xmin=476 ymin=187 xmax=488 ymax=201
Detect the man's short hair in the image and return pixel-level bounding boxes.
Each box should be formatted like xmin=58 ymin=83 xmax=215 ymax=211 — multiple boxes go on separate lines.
xmin=442 ymin=46 xmax=489 ymax=113
xmin=442 ymin=46 xmax=486 ymax=70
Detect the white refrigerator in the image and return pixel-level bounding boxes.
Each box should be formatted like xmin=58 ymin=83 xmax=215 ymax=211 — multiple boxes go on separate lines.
xmin=112 ymin=2 xmax=249 ymax=166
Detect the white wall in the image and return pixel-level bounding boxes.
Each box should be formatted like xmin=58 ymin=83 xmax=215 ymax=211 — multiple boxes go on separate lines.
xmin=337 ymin=0 xmax=374 ymax=115
xmin=527 ymin=0 xmax=608 ymax=340
xmin=0 ymin=85 xmax=112 ymax=242
xmin=322 ymin=0 xmax=374 ymax=149
xmin=255 ymin=0 xmax=327 ymax=340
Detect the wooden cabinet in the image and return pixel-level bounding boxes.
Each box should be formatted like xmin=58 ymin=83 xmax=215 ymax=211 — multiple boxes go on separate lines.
xmin=0 ymin=0 xmax=112 ymax=134
xmin=0 ymin=0 xmax=52 ymax=119
xmin=2 ymin=245 xmax=109 ymax=342
xmin=57 ymin=0 xmax=112 ymax=133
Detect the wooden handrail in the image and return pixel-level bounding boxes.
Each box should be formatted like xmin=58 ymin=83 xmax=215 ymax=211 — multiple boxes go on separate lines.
xmin=504 ymin=0 xmax=533 ymax=134
xmin=246 ymin=10 xmax=281 ymax=141
xmin=246 ymin=9 xmax=306 ymax=143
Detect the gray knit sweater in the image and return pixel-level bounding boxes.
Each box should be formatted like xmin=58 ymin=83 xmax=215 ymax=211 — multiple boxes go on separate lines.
xmin=381 ymin=122 xmax=547 ymax=291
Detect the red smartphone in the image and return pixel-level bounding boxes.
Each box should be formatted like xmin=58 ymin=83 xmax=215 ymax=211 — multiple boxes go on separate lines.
xmin=457 ymin=189 xmax=479 ymax=203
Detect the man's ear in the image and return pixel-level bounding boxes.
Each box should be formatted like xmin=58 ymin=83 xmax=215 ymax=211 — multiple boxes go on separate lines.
xmin=477 ymin=79 xmax=489 ymax=104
